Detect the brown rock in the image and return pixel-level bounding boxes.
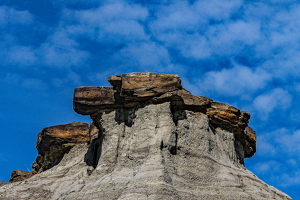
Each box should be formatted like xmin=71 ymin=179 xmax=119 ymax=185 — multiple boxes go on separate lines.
xmin=110 ymin=72 xmax=182 ymax=100
xmin=107 ymin=75 xmax=121 ymax=91
xmin=152 ymin=89 xmax=212 ymax=112
xmin=9 ymin=170 xmax=36 ymax=183
xmin=243 ymin=126 xmax=257 ymax=157
xmin=206 ymin=102 xmax=255 ymax=157
xmin=73 ymin=72 xmax=256 ymax=158
xmin=35 ymin=122 xmax=90 ymax=171
xmin=73 ymin=86 xmax=116 ymax=115
xmin=206 ymin=102 xmax=244 ymax=127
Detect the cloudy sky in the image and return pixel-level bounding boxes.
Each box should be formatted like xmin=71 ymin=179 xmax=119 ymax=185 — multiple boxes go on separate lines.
xmin=0 ymin=0 xmax=299 ymax=198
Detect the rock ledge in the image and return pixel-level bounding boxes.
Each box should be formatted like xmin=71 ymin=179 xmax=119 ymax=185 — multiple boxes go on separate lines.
xmin=74 ymin=72 xmax=256 ymax=159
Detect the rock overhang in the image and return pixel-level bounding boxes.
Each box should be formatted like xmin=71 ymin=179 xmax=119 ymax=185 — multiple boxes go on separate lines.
xmin=4 ymin=73 xmax=293 ymax=200
xmin=73 ymin=72 xmax=256 ymax=158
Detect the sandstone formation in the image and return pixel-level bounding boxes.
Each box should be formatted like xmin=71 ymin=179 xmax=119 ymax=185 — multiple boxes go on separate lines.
xmin=0 ymin=72 xmax=291 ymax=200
xmin=9 ymin=122 xmax=93 ymax=183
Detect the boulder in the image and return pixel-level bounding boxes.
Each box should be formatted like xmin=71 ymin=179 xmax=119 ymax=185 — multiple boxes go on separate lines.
xmin=35 ymin=122 xmax=92 ymax=172
xmin=9 ymin=170 xmax=36 ymax=183
xmin=73 ymin=86 xmax=115 ymax=115
xmin=117 ymin=72 xmax=182 ymax=100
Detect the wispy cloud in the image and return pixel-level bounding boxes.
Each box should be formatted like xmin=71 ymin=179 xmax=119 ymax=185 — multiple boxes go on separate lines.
xmin=0 ymin=6 xmax=34 ymax=27
xmin=253 ymin=88 xmax=292 ymax=120
xmin=64 ymin=2 xmax=149 ymax=43
xmin=37 ymin=30 xmax=90 ymax=68
xmin=197 ymin=64 xmax=272 ymax=98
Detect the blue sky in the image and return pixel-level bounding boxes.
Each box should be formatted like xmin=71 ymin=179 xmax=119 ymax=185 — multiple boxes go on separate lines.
xmin=0 ymin=0 xmax=299 ymax=198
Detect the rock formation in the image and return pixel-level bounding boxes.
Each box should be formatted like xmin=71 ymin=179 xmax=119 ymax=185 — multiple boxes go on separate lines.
xmin=0 ymin=72 xmax=291 ymax=199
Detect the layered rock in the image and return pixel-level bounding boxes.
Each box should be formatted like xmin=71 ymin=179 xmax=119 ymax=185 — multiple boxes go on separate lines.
xmin=1 ymin=72 xmax=291 ymax=200
xmin=74 ymin=72 xmax=255 ymax=159
xmin=9 ymin=122 xmax=94 ymax=183
xmin=9 ymin=170 xmax=36 ymax=183
xmin=34 ymin=121 xmax=92 ymax=172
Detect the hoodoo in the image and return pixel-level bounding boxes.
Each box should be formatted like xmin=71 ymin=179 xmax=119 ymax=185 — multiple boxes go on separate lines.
xmin=0 ymin=73 xmax=291 ymax=199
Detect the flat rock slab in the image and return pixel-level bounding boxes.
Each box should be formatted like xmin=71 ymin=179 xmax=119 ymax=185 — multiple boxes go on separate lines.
xmin=117 ymin=72 xmax=182 ymax=99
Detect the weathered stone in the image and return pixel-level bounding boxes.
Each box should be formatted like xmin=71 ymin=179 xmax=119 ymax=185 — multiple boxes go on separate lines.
xmin=73 ymin=86 xmax=116 ymax=115
xmin=9 ymin=170 xmax=36 ymax=183
xmin=1 ymin=72 xmax=291 ymax=199
xmin=73 ymin=73 xmax=255 ymax=158
xmin=206 ymin=102 xmax=255 ymax=157
xmin=110 ymin=72 xmax=182 ymax=100
xmin=1 ymin=103 xmax=291 ymax=199
xmin=243 ymin=126 xmax=257 ymax=157
xmin=206 ymin=102 xmax=249 ymax=131
xmin=107 ymin=75 xmax=121 ymax=91
xmin=35 ymin=122 xmax=90 ymax=172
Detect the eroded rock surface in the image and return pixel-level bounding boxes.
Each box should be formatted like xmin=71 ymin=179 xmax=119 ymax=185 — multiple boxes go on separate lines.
xmin=74 ymin=72 xmax=255 ymax=158
xmin=34 ymin=121 xmax=92 ymax=172
xmin=9 ymin=122 xmax=94 ymax=183
xmin=1 ymin=72 xmax=291 ymax=200
xmin=9 ymin=170 xmax=36 ymax=183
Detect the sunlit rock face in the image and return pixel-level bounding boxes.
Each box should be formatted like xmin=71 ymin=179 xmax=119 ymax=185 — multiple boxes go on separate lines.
xmin=34 ymin=122 xmax=92 ymax=172
xmin=1 ymin=72 xmax=291 ymax=200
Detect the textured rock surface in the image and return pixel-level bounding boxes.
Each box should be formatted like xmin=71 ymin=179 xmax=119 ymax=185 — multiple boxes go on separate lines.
xmin=74 ymin=72 xmax=254 ymax=158
xmin=9 ymin=170 xmax=36 ymax=183
xmin=0 ymin=72 xmax=291 ymax=199
xmin=34 ymin=121 xmax=91 ymax=172
xmin=0 ymin=103 xmax=291 ymax=199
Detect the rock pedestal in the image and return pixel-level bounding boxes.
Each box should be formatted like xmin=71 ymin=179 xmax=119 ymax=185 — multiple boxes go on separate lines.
xmin=1 ymin=72 xmax=291 ymax=200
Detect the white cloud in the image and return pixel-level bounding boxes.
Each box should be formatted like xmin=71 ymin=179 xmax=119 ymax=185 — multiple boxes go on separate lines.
xmin=63 ymin=2 xmax=149 ymax=43
xmin=0 ymin=7 xmax=37 ymax=68
xmin=151 ymin=0 xmax=259 ymax=60
xmin=21 ymin=78 xmax=47 ymax=90
xmin=195 ymin=0 xmax=242 ymax=21
xmin=52 ymin=71 xmax=82 ymax=87
xmin=150 ymin=1 xmax=203 ymax=33
xmin=270 ymin=5 xmax=300 ymax=48
xmin=253 ymin=127 xmax=300 ymax=186
xmin=208 ymin=20 xmax=261 ymax=55
xmin=51 ymin=0 xmax=101 ymax=7
xmin=252 ymin=159 xmax=300 ymax=187
xmin=198 ymin=64 xmax=272 ymax=98
xmin=280 ymin=172 xmax=300 ymax=187
xmin=7 ymin=45 xmax=36 ymax=66
xmin=256 ymin=135 xmax=277 ymax=156
xmin=261 ymin=50 xmax=300 ymax=79
xmin=4 ymin=73 xmax=22 ymax=85
xmin=254 ymin=160 xmax=282 ymax=174
xmin=0 ymin=35 xmax=37 ymax=68
xmin=0 ymin=6 xmax=34 ymax=27
xmin=253 ymin=88 xmax=292 ymax=119
xmin=276 ymin=130 xmax=300 ymax=153
xmin=113 ymin=42 xmax=171 ymax=70
xmin=151 ymin=0 xmax=242 ymax=34
xmin=178 ymin=34 xmax=212 ymax=59
xmin=37 ymin=30 xmax=90 ymax=68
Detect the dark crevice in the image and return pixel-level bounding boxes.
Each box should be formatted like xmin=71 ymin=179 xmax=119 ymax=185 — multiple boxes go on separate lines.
xmin=234 ymin=140 xmax=245 ymax=165
xmin=169 ymin=102 xmax=185 ymax=155
xmin=169 ymin=145 xmax=177 ymax=155
xmin=93 ymin=142 xmax=100 ymax=168
xmin=209 ymin=123 xmax=216 ymax=135
xmin=115 ymin=108 xmax=136 ymax=127
xmin=170 ymin=101 xmax=187 ymax=126
xmin=84 ymin=116 xmax=104 ymax=169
